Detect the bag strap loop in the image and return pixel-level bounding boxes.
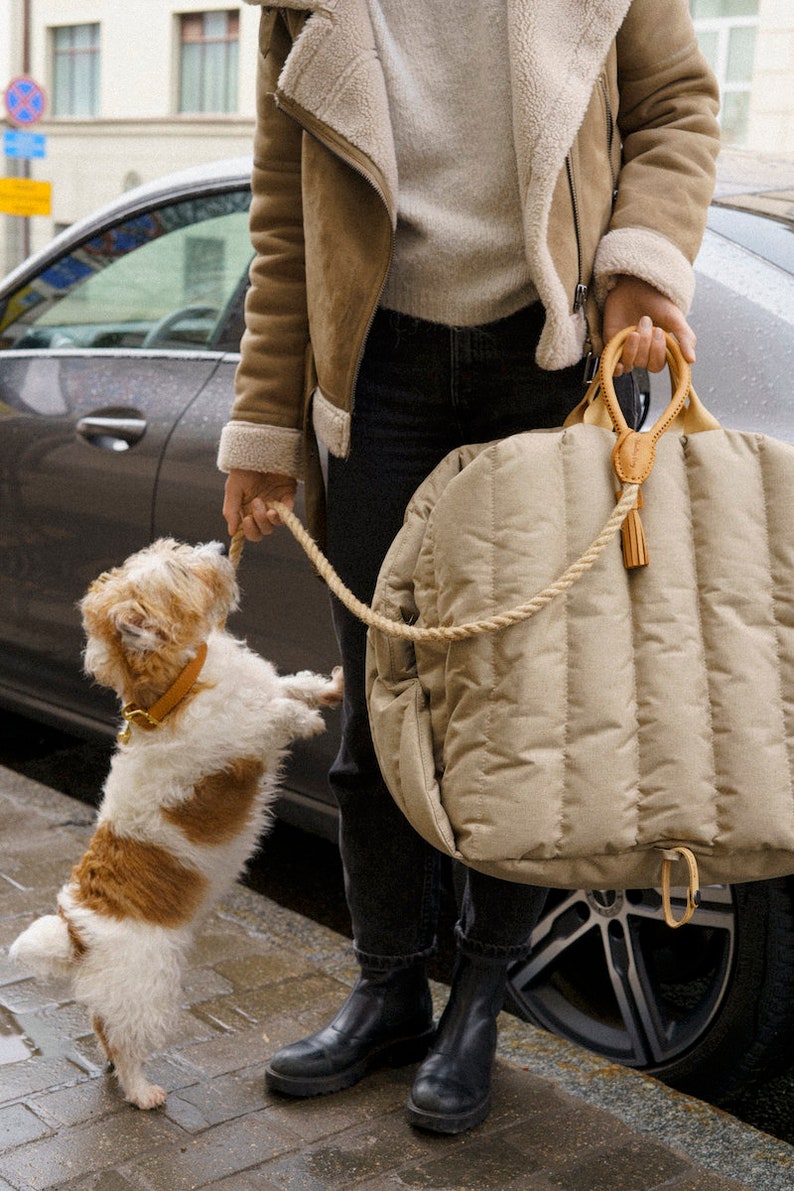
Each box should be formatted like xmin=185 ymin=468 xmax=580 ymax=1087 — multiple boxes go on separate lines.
xmin=659 ymin=846 xmax=701 ymax=928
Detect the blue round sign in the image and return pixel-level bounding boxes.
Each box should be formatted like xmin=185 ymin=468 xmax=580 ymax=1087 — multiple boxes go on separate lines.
xmin=4 ymin=76 xmax=47 ymax=126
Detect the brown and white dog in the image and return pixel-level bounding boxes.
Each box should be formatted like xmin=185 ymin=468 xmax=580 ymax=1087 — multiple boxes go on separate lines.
xmin=10 ymin=538 xmax=342 ymax=1109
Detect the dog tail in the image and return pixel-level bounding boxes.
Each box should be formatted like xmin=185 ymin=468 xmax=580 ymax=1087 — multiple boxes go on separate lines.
xmin=9 ymin=913 xmax=80 ymax=978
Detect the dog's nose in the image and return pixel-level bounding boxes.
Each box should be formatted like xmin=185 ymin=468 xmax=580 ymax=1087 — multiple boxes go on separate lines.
xmin=218 ymin=542 xmax=228 ymax=557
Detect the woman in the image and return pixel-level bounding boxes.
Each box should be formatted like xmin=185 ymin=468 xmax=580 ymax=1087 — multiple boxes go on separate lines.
xmin=220 ymin=0 xmax=720 ymax=1134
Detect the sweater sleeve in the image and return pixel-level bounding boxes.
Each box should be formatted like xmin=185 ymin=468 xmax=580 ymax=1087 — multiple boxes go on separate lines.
xmin=217 ymin=9 xmax=309 ymax=478
xmin=593 ymin=0 xmax=721 ymax=313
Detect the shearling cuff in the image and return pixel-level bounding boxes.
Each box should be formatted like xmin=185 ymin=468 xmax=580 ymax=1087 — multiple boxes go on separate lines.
xmin=217 ymin=420 xmax=305 ymax=479
xmin=593 ymin=228 xmax=696 ymax=315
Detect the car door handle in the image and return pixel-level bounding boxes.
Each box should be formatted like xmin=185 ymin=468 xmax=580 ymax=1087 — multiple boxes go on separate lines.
xmin=76 ymin=416 xmax=148 ymax=449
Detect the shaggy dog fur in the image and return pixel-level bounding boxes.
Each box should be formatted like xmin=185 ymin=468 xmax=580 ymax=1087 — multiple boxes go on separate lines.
xmin=10 ymin=538 xmax=342 ymax=1109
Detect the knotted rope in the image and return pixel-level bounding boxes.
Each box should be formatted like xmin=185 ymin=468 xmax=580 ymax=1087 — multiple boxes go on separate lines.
xmin=229 ymin=481 xmax=640 ymax=643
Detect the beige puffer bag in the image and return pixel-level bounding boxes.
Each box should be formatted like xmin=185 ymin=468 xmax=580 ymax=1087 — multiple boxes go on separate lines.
xmin=364 ymin=330 xmax=794 ymax=927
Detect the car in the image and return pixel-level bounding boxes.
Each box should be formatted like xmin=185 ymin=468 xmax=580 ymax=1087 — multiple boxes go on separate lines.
xmin=2 ymin=151 xmax=794 ymax=1107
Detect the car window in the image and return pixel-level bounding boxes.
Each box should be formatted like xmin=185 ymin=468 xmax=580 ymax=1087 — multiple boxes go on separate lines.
xmin=0 ymin=189 xmax=253 ymax=352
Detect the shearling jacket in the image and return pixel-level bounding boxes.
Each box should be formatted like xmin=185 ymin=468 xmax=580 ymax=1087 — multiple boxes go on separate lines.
xmin=218 ymin=0 xmax=720 ymax=493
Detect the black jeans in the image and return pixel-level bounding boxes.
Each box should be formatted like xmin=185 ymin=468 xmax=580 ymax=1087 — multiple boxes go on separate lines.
xmin=325 ymin=304 xmax=639 ymax=971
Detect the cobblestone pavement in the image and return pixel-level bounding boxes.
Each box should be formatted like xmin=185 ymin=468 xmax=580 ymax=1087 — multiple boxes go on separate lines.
xmin=2 ymin=768 xmax=794 ymax=1190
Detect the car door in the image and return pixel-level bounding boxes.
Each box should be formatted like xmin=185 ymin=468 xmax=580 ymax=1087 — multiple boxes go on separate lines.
xmin=0 ymin=187 xmax=253 ymax=729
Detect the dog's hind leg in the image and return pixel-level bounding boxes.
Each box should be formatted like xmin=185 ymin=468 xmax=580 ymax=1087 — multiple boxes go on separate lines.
xmin=92 ymin=1014 xmax=114 ymax=1069
xmin=93 ymin=1015 xmax=166 ymax=1109
xmin=110 ymin=1041 xmax=167 ymax=1110
xmin=79 ymin=937 xmax=181 ymax=1110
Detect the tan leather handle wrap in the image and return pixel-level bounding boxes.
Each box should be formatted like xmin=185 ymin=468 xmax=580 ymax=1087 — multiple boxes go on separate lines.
xmin=563 ymin=328 xmax=721 ymax=439
xmin=600 ymin=329 xmax=692 ymax=485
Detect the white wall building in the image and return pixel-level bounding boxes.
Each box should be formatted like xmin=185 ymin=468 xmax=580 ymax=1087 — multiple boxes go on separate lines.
xmin=2 ymin=1 xmax=260 ymax=271
xmin=691 ymin=0 xmax=794 ymax=150
xmin=2 ymin=0 xmax=794 ymax=274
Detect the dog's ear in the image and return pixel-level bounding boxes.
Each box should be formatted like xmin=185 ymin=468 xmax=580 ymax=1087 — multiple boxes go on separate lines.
xmin=112 ymin=601 xmax=165 ymax=654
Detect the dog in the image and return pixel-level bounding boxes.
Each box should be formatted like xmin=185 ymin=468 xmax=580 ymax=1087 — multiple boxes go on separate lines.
xmin=10 ymin=537 xmax=342 ymax=1109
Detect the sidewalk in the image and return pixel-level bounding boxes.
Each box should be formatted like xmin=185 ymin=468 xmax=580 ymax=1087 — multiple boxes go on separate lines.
xmin=2 ymin=767 xmax=794 ymax=1191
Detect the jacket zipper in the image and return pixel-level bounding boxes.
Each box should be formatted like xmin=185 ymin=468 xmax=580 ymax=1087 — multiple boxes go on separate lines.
xmin=565 ymin=154 xmax=594 ymax=379
xmin=598 ymin=74 xmax=619 ymax=202
xmin=567 ymin=74 xmax=618 ymax=381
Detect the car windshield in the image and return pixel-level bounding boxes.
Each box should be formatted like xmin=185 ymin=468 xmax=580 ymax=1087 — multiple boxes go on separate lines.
xmin=0 ymin=188 xmax=253 ymax=352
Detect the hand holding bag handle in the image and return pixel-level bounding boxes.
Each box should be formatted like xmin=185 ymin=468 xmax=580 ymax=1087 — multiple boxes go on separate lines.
xmin=566 ymin=328 xmax=721 ymax=568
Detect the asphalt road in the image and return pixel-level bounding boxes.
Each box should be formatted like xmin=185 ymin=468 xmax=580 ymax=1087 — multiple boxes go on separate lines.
xmin=3 ymin=709 xmax=794 ymax=1147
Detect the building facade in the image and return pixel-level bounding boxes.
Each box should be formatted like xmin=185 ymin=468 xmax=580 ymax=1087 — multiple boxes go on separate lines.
xmin=2 ymin=0 xmax=260 ymax=272
xmin=2 ymin=0 xmax=794 ymax=274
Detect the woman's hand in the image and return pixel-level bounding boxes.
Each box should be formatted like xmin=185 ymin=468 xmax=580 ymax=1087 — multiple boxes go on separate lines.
xmin=222 ymin=469 xmax=298 ymax=541
xmin=602 ymin=275 xmax=696 ymax=376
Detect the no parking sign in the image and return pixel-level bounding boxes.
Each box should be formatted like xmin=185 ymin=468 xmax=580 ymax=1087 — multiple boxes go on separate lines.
xmin=3 ymin=76 xmax=47 ymax=126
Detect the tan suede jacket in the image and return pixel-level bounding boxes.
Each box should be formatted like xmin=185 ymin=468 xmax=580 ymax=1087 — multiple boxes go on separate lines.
xmin=218 ymin=0 xmax=720 ymax=502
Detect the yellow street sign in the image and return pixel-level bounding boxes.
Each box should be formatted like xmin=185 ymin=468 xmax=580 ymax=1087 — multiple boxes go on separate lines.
xmin=0 ymin=177 xmax=52 ymax=216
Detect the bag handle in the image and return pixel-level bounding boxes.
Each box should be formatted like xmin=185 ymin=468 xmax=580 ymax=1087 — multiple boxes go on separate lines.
xmin=566 ymin=328 xmax=721 ymax=568
xmin=565 ymin=328 xmax=721 ymax=447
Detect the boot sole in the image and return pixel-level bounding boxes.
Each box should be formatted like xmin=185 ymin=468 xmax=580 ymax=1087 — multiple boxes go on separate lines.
xmin=265 ymin=1028 xmax=435 ymax=1098
xmin=405 ymin=1091 xmax=491 ymax=1135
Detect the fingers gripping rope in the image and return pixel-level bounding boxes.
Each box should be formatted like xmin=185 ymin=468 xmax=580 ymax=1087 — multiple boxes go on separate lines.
xmin=228 ymin=483 xmax=640 ymax=642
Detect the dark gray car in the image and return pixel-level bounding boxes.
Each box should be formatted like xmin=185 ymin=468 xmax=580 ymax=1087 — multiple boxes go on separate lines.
xmin=2 ymin=153 xmax=794 ymax=1105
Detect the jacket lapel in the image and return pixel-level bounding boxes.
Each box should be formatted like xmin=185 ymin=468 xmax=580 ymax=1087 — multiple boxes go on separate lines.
xmin=255 ymin=0 xmax=399 ymax=215
xmin=507 ymin=0 xmax=632 ymax=366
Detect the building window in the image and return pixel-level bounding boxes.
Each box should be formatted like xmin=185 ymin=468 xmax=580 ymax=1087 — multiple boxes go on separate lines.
xmin=690 ymin=0 xmax=759 ymax=145
xmin=179 ymin=11 xmax=239 ymax=114
xmin=51 ymin=24 xmax=100 ymax=117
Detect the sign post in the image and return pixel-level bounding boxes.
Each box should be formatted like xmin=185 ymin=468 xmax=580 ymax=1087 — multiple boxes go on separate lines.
xmin=2 ymin=75 xmax=49 ymax=262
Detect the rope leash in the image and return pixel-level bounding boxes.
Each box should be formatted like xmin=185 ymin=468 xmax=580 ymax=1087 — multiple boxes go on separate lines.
xmin=229 ymin=482 xmax=640 ymax=643
xmin=229 ymin=481 xmax=701 ymax=927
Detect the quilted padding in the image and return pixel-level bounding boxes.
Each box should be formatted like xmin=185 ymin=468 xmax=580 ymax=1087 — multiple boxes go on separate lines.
xmin=366 ymin=422 xmax=794 ymax=890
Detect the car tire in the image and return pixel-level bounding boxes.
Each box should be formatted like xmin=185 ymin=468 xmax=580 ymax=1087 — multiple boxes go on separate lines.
xmin=505 ymin=877 xmax=794 ymax=1104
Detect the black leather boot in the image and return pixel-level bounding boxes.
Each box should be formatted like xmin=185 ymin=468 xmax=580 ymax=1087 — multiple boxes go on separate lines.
xmin=265 ymin=964 xmax=434 ymax=1097
xmin=406 ymin=954 xmax=507 ymax=1134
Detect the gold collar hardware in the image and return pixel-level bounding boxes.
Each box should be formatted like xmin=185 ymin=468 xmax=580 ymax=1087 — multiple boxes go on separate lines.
xmin=118 ymin=641 xmax=208 ymax=745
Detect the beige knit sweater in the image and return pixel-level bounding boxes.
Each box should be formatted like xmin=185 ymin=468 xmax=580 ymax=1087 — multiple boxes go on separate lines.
xmin=368 ymin=0 xmax=537 ymax=326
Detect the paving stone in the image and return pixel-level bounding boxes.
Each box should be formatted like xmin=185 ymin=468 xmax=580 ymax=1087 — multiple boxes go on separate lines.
xmin=0 ymin=1054 xmax=91 ymax=1102
xmin=0 ymin=976 xmax=67 ymax=1015
xmin=191 ymin=973 xmax=345 ymax=1034
xmin=214 ymin=951 xmax=310 ymax=991
xmin=0 ymin=1110 xmax=181 ymax=1190
xmin=62 ymin=1174 xmax=143 ymax=1191
xmin=0 ymin=1101 xmax=52 ymax=1148
xmin=200 ymin=1174 xmax=283 ymax=1190
xmin=257 ymin=1110 xmax=453 ymax=1189
xmin=188 ymin=928 xmax=265 ymax=969
xmin=180 ymin=967 xmax=235 ymax=1005
xmin=164 ymin=1064 xmax=270 ymax=1133
xmin=127 ymin=1113 xmax=297 ymax=1189
xmin=543 ymin=1137 xmax=691 ymax=1190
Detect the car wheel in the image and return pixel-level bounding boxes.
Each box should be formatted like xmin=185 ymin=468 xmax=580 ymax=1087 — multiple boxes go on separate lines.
xmin=505 ymin=877 xmax=794 ymax=1103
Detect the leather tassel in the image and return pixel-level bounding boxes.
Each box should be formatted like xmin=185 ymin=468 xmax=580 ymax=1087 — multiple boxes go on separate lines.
xmin=619 ymin=487 xmax=649 ymax=569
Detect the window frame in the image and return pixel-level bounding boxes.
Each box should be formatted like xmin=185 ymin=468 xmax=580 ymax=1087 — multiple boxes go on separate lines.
xmin=177 ymin=9 xmax=240 ymax=116
xmin=50 ymin=22 xmax=101 ymax=119
xmin=690 ymin=4 xmax=759 ymax=146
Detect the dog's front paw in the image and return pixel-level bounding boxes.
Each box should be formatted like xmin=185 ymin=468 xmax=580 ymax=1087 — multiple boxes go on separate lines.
xmin=128 ymin=1082 xmax=167 ymax=1110
xmin=317 ymin=666 xmax=344 ymax=708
